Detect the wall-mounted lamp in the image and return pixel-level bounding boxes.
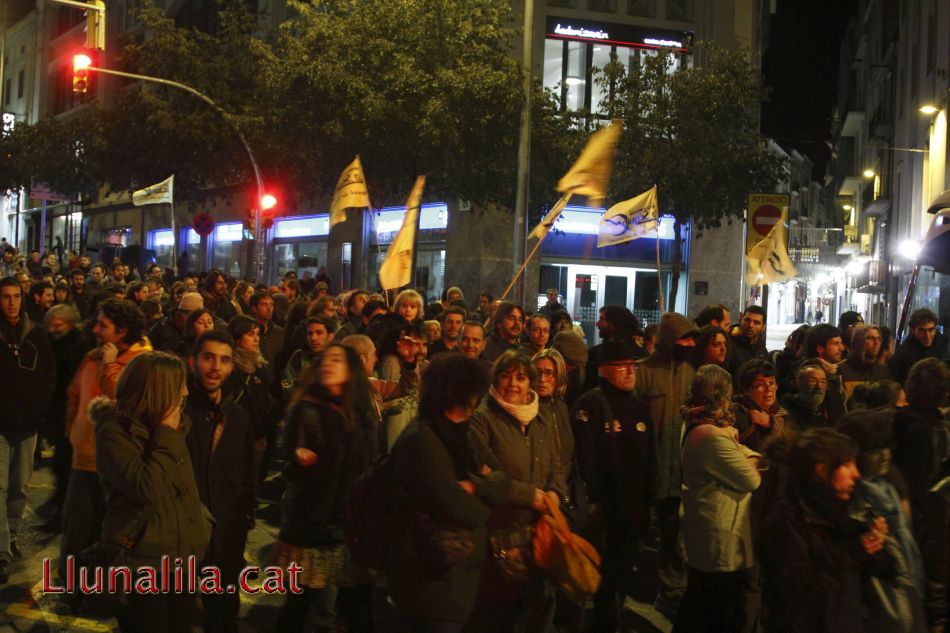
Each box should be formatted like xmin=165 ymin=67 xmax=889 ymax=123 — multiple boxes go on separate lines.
xmin=919 ymin=104 xmax=939 ymax=115
xmin=863 ymin=169 xmax=877 ymax=178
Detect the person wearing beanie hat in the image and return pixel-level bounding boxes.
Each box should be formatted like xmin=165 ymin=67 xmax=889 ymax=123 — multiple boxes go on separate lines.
xmin=635 ymin=312 xmax=699 ymax=617
xmin=148 ymin=292 xmax=204 ymax=354
xmin=571 ymin=339 xmax=656 ymax=633
xmin=837 ymin=310 xmax=864 ymax=353
xmin=553 ymin=330 xmax=589 ymax=408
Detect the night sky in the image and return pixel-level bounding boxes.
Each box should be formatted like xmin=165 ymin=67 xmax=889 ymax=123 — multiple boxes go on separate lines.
xmin=761 ymin=0 xmax=859 ymax=178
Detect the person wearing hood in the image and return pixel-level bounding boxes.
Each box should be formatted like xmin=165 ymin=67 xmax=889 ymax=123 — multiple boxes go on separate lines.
xmin=61 ymin=299 xmax=151 ymax=609
xmin=838 ymin=310 xmax=865 ymax=356
xmin=889 ymin=308 xmax=943 ymax=385
xmin=92 ymin=352 xmax=212 ymax=631
xmin=635 ymin=312 xmax=698 ymax=618
xmin=584 ymin=305 xmax=644 ymax=392
xmin=469 ymin=349 xmax=565 ymax=633
xmin=729 ymin=305 xmax=770 ymax=372
xmin=184 ymin=331 xmax=257 ymax=633
xmin=838 ymin=324 xmax=893 ymax=400
xmin=572 ymin=340 xmax=657 ymax=633
xmin=780 ymin=362 xmax=832 ymax=431
xmin=225 ymin=316 xmax=279 ymax=483
xmin=551 ymin=330 xmax=588 ymax=409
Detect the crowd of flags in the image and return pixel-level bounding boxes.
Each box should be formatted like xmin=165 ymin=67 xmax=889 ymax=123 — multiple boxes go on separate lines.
xmin=130 ymin=122 xmax=797 ymax=292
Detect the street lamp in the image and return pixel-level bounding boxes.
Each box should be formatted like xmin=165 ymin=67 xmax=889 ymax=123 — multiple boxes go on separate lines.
xmin=919 ymin=104 xmax=939 ymax=115
xmin=863 ymin=169 xmax=876 ymax=178
xmin=898 ymin=239 xmax=921 ymax=260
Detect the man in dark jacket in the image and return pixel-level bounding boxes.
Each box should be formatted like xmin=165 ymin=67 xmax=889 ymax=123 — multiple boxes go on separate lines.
xmin=149 ymin=291 xmax=203 ymax=355
xmin=585 ymin=305 xmax=644 ymax=391
xmin=729 ymin=305 xmax=770 ymax=371
xmin=249 ymin=290 xmax=285 ymax=371
xmin=780 ymin=362 xmax=831 ymax=431
xmin=572 ymin=340 xmax=657 ymax=633
xmin=838 ymin=324 xmax=892 ymax=400
xmin=0 ymin=277 xmax=55 ymax=582
xmin=201 ymin=270 xmax=237 ymax=324
xmin=482 ymin=301 xmax=524 ymax=363
xmin=185 ymin=330 xmax=256 ymax=633
xmin=890 ymin=308 xmax=942 ymax=384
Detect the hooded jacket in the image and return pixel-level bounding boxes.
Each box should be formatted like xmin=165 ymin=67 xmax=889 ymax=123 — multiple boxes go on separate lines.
xmin=66 ymin=337 xmax=153 ymax=471
xmin=91 ymin=398 xmax=211 ymax=567
xmin=838 ymin=325 xmax=893 ymax=400
xmin=636 ymin=312 xmax=698 ymax=498
xmin=0 ymin=313 xmax=55 ymax=436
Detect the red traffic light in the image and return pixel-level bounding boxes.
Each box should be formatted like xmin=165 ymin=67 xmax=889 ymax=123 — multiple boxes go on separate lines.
xmin=261 ymin=193 xmax=277 ymax=211
xmin=73 ymin=53 xmax=93 ymax=94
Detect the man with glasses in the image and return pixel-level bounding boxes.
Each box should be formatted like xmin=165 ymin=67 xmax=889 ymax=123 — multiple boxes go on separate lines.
xmin=572 ymin=340 xmax=656 ymax=633
xmin=890 ymin=308 xmax=943 ymax=384
xmin=838 ymin=324 xmax=893 ymax=399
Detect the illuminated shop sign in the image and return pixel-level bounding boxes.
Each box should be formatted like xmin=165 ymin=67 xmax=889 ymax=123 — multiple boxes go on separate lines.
xmin=546 ymin=16 xmax=692 ymax=52
xmin=555 ymin=205 xmax=675 ymax=240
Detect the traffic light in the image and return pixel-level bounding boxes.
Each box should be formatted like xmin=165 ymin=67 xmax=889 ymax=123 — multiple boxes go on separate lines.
xmin=73 ymin=53 xmax=92 ymax=94
xmin=260 ymin=193 xmax=278 ymax=230
xmin=85 ymin=0 xmax=106 ymax=51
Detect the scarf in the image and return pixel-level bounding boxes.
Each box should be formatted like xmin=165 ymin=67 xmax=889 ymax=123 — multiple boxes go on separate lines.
xmin=681 ymin=403 xmax=736 ymax=427
xmin=232 ymin=346 xmax=266 ymax=374
xmin=489 ymin=386 xmax=539 ymax=425
xmin=737 ymin=394 xmax=787 ymax=435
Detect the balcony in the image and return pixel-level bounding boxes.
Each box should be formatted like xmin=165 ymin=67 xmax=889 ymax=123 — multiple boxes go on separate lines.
xmin=789 ymin=227 xmax=844 ymax=265
xmin=837 ymin=225 xmax=860 ymax=255
xmin=854 ymin=259 xmax=887 ymax=294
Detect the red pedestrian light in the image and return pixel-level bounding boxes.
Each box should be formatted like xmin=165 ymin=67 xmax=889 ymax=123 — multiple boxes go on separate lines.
xmin=261 ymin=193 xmax=277 ymax=210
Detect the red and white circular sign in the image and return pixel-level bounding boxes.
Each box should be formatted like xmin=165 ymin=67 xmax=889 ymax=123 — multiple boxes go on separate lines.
xmin=751 ymin=204 xmax=782 ymax=237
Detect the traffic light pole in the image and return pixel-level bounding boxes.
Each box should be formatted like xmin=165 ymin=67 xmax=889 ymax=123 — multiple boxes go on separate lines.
xmin=83 ymin=65 xmax=267 ymax=281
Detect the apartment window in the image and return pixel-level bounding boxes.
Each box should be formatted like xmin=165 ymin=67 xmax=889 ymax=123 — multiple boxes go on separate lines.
xmin=17 ymin=70 xmax=24 ymax=99
xmin=666 ymin=0 xmax=693 ymax=22
xmin=628 ymin=0 xmax=656 ymax=17
xmin=547 ymin=0 xmax=578 ymax=7
xmin=588 ymin=0 xmax=616 ymax=12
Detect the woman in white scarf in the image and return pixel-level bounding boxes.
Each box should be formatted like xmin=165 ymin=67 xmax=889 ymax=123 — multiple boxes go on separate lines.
xmin=468 ymin=349 xmax=566 ymax=633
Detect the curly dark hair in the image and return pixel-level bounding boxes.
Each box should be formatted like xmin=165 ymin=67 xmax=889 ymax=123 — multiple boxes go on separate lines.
xmin=419 ymin=353 xmax=491 ymax=419
xmin=97 ymin=299 xmax=146 ymax=345
xmin=736 ymin=358 xmax=776 ymax=394
xmin=905 ymin=357 xmax=950 ymax=408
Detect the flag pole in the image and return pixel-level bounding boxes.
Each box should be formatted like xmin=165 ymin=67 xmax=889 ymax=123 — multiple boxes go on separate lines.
xmin=655 ymin=222 xmax=665 ymax=313
xmin=500 ymin=235 xmax=545 ymax=303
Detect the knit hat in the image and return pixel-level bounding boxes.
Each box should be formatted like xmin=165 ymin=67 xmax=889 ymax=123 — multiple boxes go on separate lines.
xmin=177 ymin=292 xmax=204 ymax=313
xmin=553 ymin=331 xmax=588 ymax=367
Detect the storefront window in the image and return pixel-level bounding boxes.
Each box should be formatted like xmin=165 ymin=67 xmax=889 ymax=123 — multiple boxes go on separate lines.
xmin=211 ymin=222 xmax=244 ymax=278
xmin=368 ymin=246 xmax=444 ymax=301
xmin=103 ymin=227 xmax=131 ymax=246
xmin=148 ymin=229 xmax=175 ymax=269
xmin=181 ymin=228 xmax=200 ymax=272
xmin=273 ymin=242 xmax=328 ymax=281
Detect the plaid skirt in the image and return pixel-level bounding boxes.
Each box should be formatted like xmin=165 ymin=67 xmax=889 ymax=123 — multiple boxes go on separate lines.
xmin=268 ymin=540 xmax=372 ymax=589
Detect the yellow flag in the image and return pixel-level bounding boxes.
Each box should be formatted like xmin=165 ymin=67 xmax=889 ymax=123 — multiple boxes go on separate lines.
xmin=528 ymin=194 xmax=570 ymax=241
xmin=597 ymin=186 xmax=658 ymax=248
xmin=330 ymin=156 xmax=370 ymax=227
xmin=379 ymin=176 xmax=426 ymax=291
xmin=745 ymin=221 xmax=797 ymax=286
xmin=556 ymin=120 xmax=622 ymax=207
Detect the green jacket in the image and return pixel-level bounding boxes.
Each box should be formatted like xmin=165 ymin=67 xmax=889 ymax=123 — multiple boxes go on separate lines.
xmin=92 ymin=398 xmax=212 ymax=566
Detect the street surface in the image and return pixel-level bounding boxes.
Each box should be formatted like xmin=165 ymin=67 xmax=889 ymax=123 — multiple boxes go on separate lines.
xmin=0 ymin=457 xmax=672 ymax=633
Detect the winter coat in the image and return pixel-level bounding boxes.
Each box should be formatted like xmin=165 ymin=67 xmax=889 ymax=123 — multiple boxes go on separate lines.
xmin=226 ymin=365 xmax=277 ymax=441
xmin=481 ymin=332 xmax=519 ymax=364
xmin=839 ymin=358 xmax=893 ymax=402
xmin=387 ymin=417 xmax=510 ymax=624
xmin=279 ymin=396 xmax=373 ymax=547
xmin=761 ymin=481 xmax=873 ymax=633
xmin=258 ymin=320 xmax=285 ymax=369
xmin=183 ymin=386 xmax=257 ymax=530
xmin=730 ymin=328 xmax=770 ymax=371
xmin=680 ymin=421 xmax=761 ymax=572
xmin=893 ymin=405 xmax=950 ymax=540
xmin=732 ymin=395 xmax=792 ymax=454
xmin=147 ymin=315 xmax=184 ymax=356
xmin=0 ymin=314 xmax=55 ymax=437
xmin=92 ymin=398 xmax=212 ymax=567
xmin=889 ymin=334 xmax=944 ymax=385
xmin=636 ymin=312 xmax=697 ymax=499
xmin=45 ymin=327 xmax=86 ymax=438
xmin=538 ymin=395 xmax=574 ymax=479
xmin=66 ymin=338 xmax=153 ymax=472
xmin=780 ymin=393 xmax=831 ymax=431
xmin=469 ymin=395 xmax=566 ymax=530
xmin=571 ymin=382 xmax=656 ymax=531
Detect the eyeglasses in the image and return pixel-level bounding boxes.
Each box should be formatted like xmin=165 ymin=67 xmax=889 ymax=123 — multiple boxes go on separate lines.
xmin=536 ymin=369 xmax=556 ymax=379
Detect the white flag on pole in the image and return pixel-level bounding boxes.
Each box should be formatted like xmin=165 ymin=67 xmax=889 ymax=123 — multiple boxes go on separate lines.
xmin=132 ymin=176 xmax=174 ymax=206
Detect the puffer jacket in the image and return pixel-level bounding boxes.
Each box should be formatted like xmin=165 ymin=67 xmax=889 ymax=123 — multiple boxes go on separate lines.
xmin=66 ymin=337 xmax=153 ymax=472
xmin=92 ymin=398 xmax=212 ymax=567
xmin=636 ymin=312 xmax=697 ymax=498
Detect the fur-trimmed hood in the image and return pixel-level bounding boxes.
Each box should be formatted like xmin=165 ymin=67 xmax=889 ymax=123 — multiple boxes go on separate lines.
xmin=87 ymin=396 xmax=118 ymax=428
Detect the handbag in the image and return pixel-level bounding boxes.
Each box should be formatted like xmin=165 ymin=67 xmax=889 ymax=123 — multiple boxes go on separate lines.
xmin=414 ymin=511 xmax=476 ymax=568
xmin=533 ymin=492 xmax=602 ymax=605
xmin=76 ymin=509 xmax=153 ymax=615
xmin=488 ymin=525 xmax=534 ymax=585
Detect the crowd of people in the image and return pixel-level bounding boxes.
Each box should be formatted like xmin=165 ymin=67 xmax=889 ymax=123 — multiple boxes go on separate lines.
xmin=1 ymin=247 xmax=949 ymax=633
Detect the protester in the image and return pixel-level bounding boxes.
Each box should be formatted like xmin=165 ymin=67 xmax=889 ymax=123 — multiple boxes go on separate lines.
xmin=890 ymin=308 xmax=942 ymax=384
xmin=92 ymin=352 xmax=211 ymax=631
xmin=482 ymin=302 xmax=524 ymax=362
xmin=730 ymin=305 xmax=769 ymax=370
xmin=838 ymin=324 xmax=893 ymax=399
xmin=732 ymin=359 xmax=791 ymax=452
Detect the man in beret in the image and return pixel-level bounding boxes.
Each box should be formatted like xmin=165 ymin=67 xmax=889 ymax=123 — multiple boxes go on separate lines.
xmin=572 ymin=340 xmax=656 ymax=633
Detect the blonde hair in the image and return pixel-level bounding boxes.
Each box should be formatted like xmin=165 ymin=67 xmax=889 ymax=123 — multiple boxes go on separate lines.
xmin=115 ymin=352 xmax=186 ymax=428
xmin=532 ymin=348 xmax=568 ymax=399
xmin=394 ymin=289 xmax=424 ymax=320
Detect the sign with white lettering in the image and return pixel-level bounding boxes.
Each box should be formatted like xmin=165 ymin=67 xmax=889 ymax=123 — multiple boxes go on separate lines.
xmin=545 ymin=16 xmax=693 ymax=52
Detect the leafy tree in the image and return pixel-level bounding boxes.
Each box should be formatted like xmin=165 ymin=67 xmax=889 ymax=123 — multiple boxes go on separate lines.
xmin=597 ymin=44 xmax=785 ymax=307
